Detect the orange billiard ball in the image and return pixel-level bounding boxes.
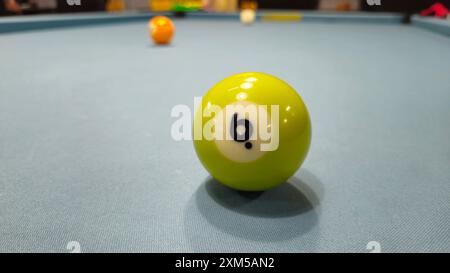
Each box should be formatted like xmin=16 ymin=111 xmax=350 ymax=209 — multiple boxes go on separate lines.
xmin=149 ymin=16 xmax=175 ymax=45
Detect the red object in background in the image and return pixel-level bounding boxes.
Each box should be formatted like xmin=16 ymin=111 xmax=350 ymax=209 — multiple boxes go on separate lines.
xmin=420 ymin=2 xmax=450 ymax=18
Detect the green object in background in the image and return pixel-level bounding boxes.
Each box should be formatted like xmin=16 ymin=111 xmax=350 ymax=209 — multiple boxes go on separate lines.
xmin=171 ymin=4 xmax=201 ymax=12
xmin=193 ymin=72 xmax=311 ymax=191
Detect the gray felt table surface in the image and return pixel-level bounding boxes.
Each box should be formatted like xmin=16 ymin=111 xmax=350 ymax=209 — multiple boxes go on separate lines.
xmin=1 ymin=18 xmax=450 ymax=253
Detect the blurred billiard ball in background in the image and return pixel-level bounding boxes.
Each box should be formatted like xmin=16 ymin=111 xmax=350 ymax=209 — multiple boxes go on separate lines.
xmin=240 ymin=9 xmax=256 ymax=25
xmin=149 ymin=16 xmax=175 ymax=45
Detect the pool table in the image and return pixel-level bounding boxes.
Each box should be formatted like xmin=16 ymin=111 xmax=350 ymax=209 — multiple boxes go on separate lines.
xmin=0 ymin=11 xmax=449 ymax=253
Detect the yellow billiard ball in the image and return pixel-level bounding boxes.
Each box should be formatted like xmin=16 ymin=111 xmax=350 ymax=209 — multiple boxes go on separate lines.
xmin=193 ymin=72 xmax=311 ymax=191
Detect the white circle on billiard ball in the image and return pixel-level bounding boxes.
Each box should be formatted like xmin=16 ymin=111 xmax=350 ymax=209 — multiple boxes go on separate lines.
xmin=213 ymin=101 xmax=270 ymax=163
xmin=240 ymin=9 xmax=256 ymax=25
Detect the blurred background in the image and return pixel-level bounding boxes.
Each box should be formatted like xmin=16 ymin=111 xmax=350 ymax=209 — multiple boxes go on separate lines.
xmin=1 ymin=0 xmax=450 ymax=16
